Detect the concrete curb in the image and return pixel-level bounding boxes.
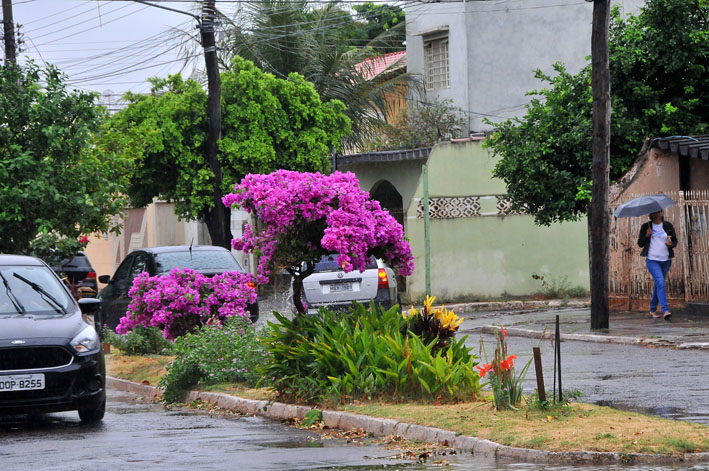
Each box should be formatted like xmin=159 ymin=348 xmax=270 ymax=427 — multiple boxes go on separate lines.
xmin=472 ymin=325 xmax=709 ymax=350
xmin=107 ymin=376 xmax=709 ymax=465
xmin=445 ymin=299 xmax=590 ymax=314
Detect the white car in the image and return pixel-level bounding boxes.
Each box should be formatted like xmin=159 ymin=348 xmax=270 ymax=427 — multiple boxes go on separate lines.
xmin=302 ymin=255 xmax=399 ymax=315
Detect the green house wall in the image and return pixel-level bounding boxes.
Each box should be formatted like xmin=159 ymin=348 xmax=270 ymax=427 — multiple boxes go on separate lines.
xmin=340 ymin=140 xmax=589 ymax=303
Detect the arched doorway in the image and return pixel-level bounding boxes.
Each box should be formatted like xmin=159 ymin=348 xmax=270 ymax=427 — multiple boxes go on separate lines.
xmin=370 ymin=180 xmax=406 ymax=295
xmin=370 ymin=180 xmax=404 ymax=226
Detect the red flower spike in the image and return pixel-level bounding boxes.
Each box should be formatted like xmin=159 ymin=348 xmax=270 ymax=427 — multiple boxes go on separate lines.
xmin=476 ymin=363 xmax=493 ymax=378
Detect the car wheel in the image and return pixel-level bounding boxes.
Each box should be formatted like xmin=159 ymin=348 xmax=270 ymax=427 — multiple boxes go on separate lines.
xmin=78 ymin=398 xmax=105 ymax=423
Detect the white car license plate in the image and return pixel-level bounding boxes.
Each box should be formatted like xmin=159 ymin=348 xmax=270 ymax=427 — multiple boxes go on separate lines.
xmin=0 ymin=374 xmax=45 ymax=392
xmin=329 ymin=283 xmax=353 ymax=293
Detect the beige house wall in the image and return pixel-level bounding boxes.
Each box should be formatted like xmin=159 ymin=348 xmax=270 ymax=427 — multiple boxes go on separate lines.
xmin=84 ymin=201 xmax=208 ymax=288
xmin=620 ymin=148 xmax=681 ymax=195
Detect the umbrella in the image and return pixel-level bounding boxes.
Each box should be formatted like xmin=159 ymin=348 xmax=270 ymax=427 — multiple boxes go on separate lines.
xmin=613 ymin=194 xmax=677 ymax=218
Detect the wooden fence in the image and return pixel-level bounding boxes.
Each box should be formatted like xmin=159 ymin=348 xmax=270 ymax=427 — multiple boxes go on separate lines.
xmin=609 ymin=190 xmax=709 ymax=309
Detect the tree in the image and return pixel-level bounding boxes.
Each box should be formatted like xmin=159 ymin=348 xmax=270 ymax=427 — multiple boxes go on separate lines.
xmin=0 ymin=62 xmax=129 ymax=261
xmin=223 ymin=170 xmax=415 ymax=315
xmin=367 ymin=99 xmax=467 ymax=151
xmin=485 ymin=0 xmax=708 ymax=226
xmin=199 ymin=1 xmax=412 ymax=150
xmin=104 ymin=57 xmax=351 ymax=248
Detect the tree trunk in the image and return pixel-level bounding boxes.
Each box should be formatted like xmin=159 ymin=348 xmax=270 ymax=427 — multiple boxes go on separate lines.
xmin=200 ymin=1 xmax=228 ymax=249
xmin=590 ymin=0 xmax=611 ymax=330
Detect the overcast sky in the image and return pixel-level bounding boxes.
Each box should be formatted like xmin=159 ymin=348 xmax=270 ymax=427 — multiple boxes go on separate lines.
xmin=10 ymin=0 xmax=222 ymax=106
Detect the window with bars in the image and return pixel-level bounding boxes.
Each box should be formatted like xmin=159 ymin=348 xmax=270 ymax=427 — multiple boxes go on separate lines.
xmin=424 ymin=34 xmax=449 ymax=90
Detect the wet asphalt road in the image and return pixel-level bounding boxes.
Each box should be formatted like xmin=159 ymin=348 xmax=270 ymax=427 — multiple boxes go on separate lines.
xmin=0 ymin=389 xmax=481 ymax=471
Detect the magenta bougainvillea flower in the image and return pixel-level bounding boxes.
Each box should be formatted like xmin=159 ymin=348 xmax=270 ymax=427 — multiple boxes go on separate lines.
xmin=116 ymin=268 xmax=257 ymax=340
xmin=222 ymin=170 xmax=415 ymax=286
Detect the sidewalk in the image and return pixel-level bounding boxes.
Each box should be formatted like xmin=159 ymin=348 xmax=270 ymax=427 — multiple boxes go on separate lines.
xmin=454 ymin=303 xmax=709 ymax=349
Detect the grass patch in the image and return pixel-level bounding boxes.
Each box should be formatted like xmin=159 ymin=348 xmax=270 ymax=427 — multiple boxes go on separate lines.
xmin=105 ymin=352 xmax=173 ymax=386
xmin=338 ymin=399 xmax=709 ymax=454
xmin=201 ymin=383 xmax=276 ymax=401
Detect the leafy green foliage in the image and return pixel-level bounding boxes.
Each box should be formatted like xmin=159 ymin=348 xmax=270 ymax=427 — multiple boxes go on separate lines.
xmin=261 ymin=303 xmax=482 ymax=404
xmin=104 ymin=325 xmax=174 ymax=356
xmin=367 ymin=99 xmax=467 ymax=151
xmin=159 ymin=317 xmax=267 ymax=402
xmin=103 ymin=58 xmax=350 ymax=232
xmin=0 ymin=62 xmax=129 ymax=261
xmin=485 ymin=0 xmax=708 ymax=226
xmin=214 ymin=2 xmax=412 ymax=150
xmin=531 ymin=273 xmax=588 ymax=299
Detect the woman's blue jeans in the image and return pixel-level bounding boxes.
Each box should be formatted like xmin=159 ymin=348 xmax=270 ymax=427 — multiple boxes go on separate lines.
xmin=646 ymin=259 xmax=672 ymax=313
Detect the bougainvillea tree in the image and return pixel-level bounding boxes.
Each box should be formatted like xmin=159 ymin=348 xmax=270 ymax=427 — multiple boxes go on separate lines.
xmin=116 ymin=268 xmax=257 ymax=340
xmin=222 ymin=170 xmax=414 ymax=314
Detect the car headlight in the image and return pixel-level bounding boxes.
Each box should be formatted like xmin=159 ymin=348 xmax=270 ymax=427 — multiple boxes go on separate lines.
xmin=70 ymin=325 xmax=100 ymax=354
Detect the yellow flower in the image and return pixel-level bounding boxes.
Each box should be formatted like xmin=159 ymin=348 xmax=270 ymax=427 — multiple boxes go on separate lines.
xmin=423 ymin=295 xmax=436 ymax=314
xmin=439 ymin=308 xmax=464 ymax=331
xmin=402 ymin=305 xmax=419 ymax=319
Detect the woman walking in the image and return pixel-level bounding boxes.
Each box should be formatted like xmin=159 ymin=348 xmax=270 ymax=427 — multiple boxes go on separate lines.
xmin=638 ymin=210 xmax=678 ymax=319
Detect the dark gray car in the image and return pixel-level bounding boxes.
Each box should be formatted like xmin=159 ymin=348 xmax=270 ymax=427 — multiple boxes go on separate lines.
xmin=0 ymin=255 xmax=105 ymax=423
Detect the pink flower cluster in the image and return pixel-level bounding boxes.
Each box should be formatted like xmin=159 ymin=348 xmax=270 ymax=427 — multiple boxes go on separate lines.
xmin=222 ymin=170 xmax=414 ymax=283
xmin=116 ymin=268 xmax=257 ymax=340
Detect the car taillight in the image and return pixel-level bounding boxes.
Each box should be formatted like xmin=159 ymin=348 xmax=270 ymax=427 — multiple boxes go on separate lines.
xmin=378 ymin=269 xmax=389 ymax=289
xmin=86 ymin=271 xmax=96 ymax=279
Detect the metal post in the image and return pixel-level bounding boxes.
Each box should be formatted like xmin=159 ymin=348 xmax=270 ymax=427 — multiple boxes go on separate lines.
xmin=556 ymin=314 xmax=562 ymax=403
xmin=423 ymin=164 xmax=431 ymax=295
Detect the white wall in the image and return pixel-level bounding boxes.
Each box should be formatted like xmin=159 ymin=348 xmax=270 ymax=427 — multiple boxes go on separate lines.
xmin=406 ymin=0 xmax=644 ymax=132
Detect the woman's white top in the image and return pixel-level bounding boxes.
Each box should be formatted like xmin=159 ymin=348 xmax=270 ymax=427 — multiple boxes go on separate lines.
xmin=647 ymin=222 xmax=670 ymax=262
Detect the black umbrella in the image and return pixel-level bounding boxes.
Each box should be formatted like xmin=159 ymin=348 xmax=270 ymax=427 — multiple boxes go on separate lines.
xmin=613 ymin=194 xmax=677 ymax=218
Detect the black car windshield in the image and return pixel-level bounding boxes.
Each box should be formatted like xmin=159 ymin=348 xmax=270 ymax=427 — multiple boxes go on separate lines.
xmin=0 ymin=266 xmax=73 ymax=315
xmin=313 ymin=254 xmax=378 ymax=273
xmin=155 ymin=251 xmax=244 ymax=274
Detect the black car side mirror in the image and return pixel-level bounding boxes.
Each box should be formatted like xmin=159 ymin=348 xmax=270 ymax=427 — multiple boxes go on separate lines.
xmin=98 ymin=275 xmax=111 ymax=284
xmin=78 ymin=298 xmax=102 ymax=314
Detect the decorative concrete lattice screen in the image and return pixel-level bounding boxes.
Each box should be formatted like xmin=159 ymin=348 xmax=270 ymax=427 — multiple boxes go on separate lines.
xmin=416 ymin=196 xmax=524 ymax=219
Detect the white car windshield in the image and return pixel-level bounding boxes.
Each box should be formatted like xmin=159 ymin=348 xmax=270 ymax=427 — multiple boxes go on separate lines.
xmin=0 ymin=266 xmax=73 ymax=315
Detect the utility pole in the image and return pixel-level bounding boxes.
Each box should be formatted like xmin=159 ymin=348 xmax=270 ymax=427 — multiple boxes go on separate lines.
xmin=589 ymin=0 xmax=611 ymax=330
xmin=200 ymin=1 xmax=228 ymax=249
xmin=130 ymin=0 xmax=228 ymax=248
xmin=2 ymin=0 xmax=16 ymax=65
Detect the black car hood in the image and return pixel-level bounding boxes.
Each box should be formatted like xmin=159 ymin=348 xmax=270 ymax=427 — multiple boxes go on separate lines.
xmin=0 ymin=310 xmax=85 ymax=345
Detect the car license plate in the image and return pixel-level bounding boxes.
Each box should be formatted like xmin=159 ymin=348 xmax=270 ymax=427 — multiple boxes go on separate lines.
xmin=0 ymin=374 xmax=45 ymax=392
xmin=329 ymin=283 xmax=353 ymax=293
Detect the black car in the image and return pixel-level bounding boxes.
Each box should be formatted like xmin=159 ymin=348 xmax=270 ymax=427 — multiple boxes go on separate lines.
xmin=50 ymin=252 xmax=98 ymax=299
xmin=0 ymin=255 xmax=105 ymax=423
xmin=98 ymin=245 xmax=259 ymax=330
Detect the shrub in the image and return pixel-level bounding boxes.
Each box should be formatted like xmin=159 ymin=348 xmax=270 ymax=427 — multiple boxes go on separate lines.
xmin=104 ymin=325 xmax=173 ymax=355
xmin=402 ymin=295 xmax=463 ymax=352
xmin=261 ymin=303 xmax=482 ymax=404
xmin=117 ymin=268 xmax=257 ymax=340
xmin=159 ymin=317 xmax=267 ymax=402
